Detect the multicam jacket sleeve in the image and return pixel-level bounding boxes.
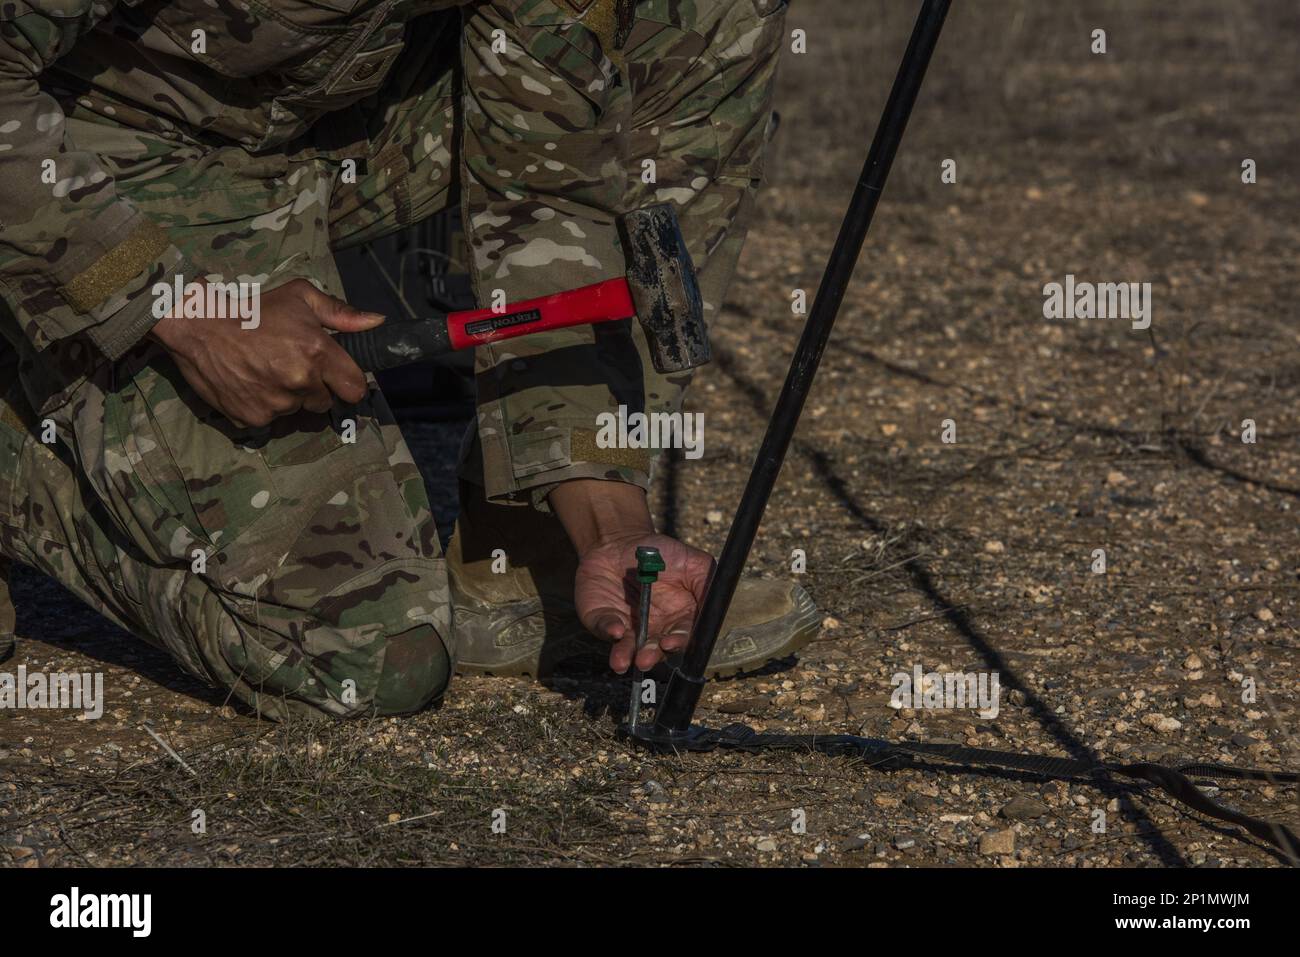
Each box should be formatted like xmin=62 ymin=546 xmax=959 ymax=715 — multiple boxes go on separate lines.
xmin=0 ymin=1 xmax=188 ymax=360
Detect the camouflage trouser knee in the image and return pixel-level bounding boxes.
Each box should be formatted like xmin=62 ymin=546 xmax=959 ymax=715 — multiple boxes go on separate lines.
xmin=0 ymin=343 xmax=452 ymax=721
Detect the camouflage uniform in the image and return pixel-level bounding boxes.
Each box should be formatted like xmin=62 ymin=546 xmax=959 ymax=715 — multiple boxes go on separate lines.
xmin=0 ymin=0 xmax=787 ymax=718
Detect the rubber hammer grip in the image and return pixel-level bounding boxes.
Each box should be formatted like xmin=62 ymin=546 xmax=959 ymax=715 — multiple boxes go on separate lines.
xmin=334 ymin=316 xmax=453 ymax=373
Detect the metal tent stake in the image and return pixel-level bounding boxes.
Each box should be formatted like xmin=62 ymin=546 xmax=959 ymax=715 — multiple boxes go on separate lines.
xmin=640 ymin=0 xmax=954 ymax=744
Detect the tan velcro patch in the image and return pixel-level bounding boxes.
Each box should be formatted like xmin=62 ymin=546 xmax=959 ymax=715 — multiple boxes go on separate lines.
xmin=62 ymin=220 xmax=170 ymax=314
xmin=563 ymin=0 xmax=634 ymax=59
xmin=570 ymin=427 xmax=651 ymax=473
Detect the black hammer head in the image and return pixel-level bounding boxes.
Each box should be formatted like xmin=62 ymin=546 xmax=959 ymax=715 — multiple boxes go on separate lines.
xmin=620 ymin=204 xmax=710 ymax=374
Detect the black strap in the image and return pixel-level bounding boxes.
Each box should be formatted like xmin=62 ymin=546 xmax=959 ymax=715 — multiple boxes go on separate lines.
xmin=613 ymin=0 xmax=636 ymax=49
xmin=669 ymin=724 xmax=1300 ymax=864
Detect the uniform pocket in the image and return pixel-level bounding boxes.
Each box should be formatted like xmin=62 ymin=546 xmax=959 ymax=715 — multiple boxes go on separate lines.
xmin=143 ymin=2 xmax=353 ymax=80
xmin=479 ymin=0 xmax=618 ymax=106
xmin=103 ymin=352 xmax=282 ymax=563
xmin=251 ymin=409 xmax=350 ymax=470
xmin=628 ymin=0 xmax=784 ymax=188
xmin=708 ymin=0 xmax=787 ymax=188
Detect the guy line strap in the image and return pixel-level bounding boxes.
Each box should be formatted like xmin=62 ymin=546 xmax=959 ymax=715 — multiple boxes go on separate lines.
xmin=668 ymin=723 xmax=1300 ymax=864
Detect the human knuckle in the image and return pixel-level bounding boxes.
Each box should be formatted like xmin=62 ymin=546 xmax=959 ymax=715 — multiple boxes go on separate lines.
xmin=284 ymin=366 xmax=313 ymax=390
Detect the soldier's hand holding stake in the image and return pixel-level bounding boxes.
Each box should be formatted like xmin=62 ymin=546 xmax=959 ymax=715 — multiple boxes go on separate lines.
xmin=626 ymin=545 xmax=666 ymax=729
xmin=549 ymin=480 xmax=714 ymax=675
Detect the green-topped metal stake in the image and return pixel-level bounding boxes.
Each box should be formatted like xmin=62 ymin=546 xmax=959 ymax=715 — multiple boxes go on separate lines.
xmin=626 ymin=545 xmax=665 ymax=730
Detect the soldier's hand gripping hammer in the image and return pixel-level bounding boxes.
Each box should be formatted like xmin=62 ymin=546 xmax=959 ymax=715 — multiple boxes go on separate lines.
xmin=334 ymin=204 xmax=709 ymax=376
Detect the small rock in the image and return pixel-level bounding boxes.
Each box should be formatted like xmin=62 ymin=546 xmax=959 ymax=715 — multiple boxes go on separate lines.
xmin=1085 ymin=687 xmax=1124 ymax=702
xmin=756 ymin=838 xmax=777 ymax=853
xmin=717 ymin=695 xmax=769 ymax=715
xmin=705 ymin=510 xmax=724 ymax=524
xmin=905 ymin=793 xmax=937 ymax=812
xmin=1255 ymin=608 xmax=1274 ymax=622
xmin=983 ymin=540 xmax=1005 ymax=554
xmin=893 ymin=833 xmax=918 ymax=851
xmin=998 ymin=796 xmax=1048 ymax=820
xmin=841 ymin=834 xmax=871 ymax=852
xmin=1141 ymin=713 xmax=1182 ymax=733
xmin=980 ymin=829 xmax=1016 ymax=856
xmin=643 ymin=780 xmax=669 ymax=804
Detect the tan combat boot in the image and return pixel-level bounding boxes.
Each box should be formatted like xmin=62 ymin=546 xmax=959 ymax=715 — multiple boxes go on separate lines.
xmin=447 ymin=482 xmax=821 ymax=677
xmin=0 ymin=557 xmax=14 ymax=663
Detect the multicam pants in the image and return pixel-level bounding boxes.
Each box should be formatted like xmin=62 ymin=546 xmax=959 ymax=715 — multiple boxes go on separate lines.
xmin=0 ymin=0 xmax=786 ymax=719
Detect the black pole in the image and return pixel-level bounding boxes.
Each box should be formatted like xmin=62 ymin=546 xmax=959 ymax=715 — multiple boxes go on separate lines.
xmin=650 ymin=0 xmax=953 ymax=738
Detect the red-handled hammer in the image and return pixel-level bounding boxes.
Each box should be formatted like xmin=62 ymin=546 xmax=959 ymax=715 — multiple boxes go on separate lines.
xmin=334 ymin=203 xmax=709 ymax=375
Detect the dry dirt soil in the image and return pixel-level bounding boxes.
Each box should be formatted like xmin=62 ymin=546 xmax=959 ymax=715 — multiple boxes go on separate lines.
xmin=2 ymin=0 xmax=1298 ymax=868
